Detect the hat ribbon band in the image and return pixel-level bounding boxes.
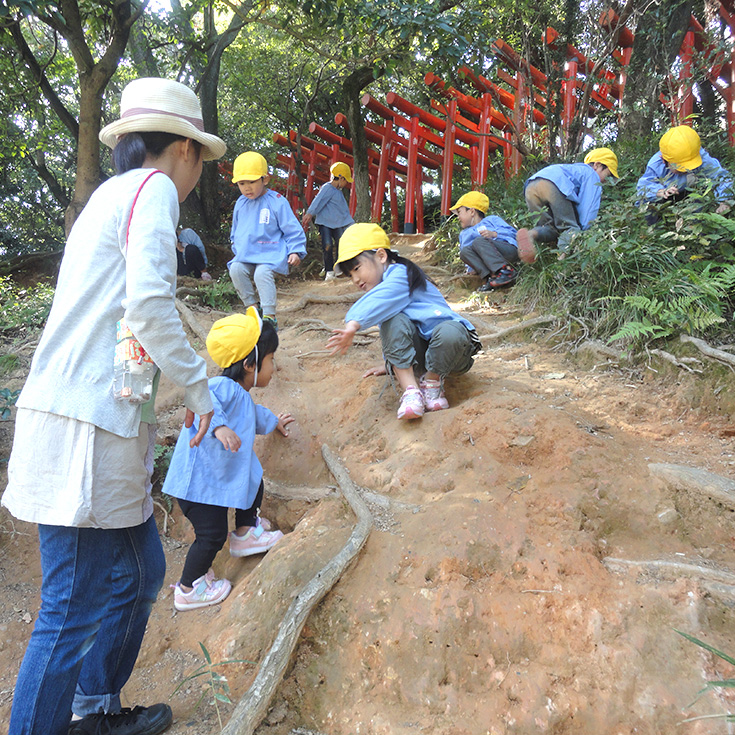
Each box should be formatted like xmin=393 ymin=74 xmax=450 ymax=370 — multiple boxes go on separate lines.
xmin=121 ymin=107 xmax=205 ymax=132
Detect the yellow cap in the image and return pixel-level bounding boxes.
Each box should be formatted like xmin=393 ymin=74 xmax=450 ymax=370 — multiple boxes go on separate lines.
xmin=232 ymin=152 xmax=269 ymax=183
xmin=330 ymin=162 xmax=353 ymax=183
xmin=334 ymin=223 xmax=390 ymax=273
xmin=659 ymin=126 xmax=702 ymax=171
xmin=584 ymin=147 xmax=619 ymax=178
xmin=450 ymin=191 xmax=489 ymax=213
xmin=206 ymin=307 xmax=262 ymax=368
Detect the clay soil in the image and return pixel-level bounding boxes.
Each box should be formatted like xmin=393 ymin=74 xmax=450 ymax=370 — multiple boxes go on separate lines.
xmin=2 ymin=237 xmax=735 ymax=735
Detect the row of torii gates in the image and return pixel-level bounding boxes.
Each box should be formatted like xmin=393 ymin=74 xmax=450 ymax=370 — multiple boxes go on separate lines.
xmin=270 ymin=2 xmax=735 ymax=234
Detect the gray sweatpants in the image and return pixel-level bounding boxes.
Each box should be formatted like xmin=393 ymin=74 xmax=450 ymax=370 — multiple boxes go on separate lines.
xmin=525 ymin=178 xmax=581 ymax=251
xmin=459 ymin=237 xmax=518 ymax=278
xmin=229 ymin=262 xmax=277 ymax=316
xmin=380 ymin=313 xmax=477 ymax=377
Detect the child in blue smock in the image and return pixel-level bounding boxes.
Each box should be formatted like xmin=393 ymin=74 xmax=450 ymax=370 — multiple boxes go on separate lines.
xmin=302 ymin=161 xmax=355 ymax=280
xmin=163 ymin=309 xmax=294 ymax=611
xmin=450 ymin=190 xmax=518 ymax=290
xmin=229 ymin=151 xmax=307 ymax=329
xmin=326 ymin=223 xmax=481 ymax=421
xmin=636 ymin=126 xmax=732 ymax=220
xmin=516 ymin=147 xmax=618 ymax=263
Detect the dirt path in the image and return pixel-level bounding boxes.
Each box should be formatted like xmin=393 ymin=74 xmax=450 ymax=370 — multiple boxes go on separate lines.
xmin=2 ymin=240 xmax=735 ymax=735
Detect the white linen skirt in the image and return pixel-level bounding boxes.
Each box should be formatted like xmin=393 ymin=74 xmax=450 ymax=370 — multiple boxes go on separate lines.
xmin=2 ymin=408 xmax=156 ymax=529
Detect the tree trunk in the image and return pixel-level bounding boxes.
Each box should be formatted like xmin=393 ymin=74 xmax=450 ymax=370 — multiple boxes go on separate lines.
xmin=343 ymin=67 xmax=379 ymax=223
xmin=619 ymin=0 xmax=693 ymax=140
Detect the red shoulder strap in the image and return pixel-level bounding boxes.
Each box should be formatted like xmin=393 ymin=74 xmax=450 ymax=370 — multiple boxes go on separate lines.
xmin=125 ymin=169 xmax=164 ymax=251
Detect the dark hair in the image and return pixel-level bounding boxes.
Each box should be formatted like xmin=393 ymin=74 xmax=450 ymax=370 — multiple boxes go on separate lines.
xmin=471 ymin=208 xmax=486 ymax=218
xmin=339 ymin=249 xmax=428 ymax=296
xmin=112 ymin=131 xmax=203 ymax=174
xmin=221 ymin=320 xmax=279 ymax=383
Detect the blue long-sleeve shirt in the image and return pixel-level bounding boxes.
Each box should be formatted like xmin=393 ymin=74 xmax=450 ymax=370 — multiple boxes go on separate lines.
xmin=636 ymin=149 xmax=733 ymax=203
xmin=526 ymin=163 xmax=604 ymax=230
xmin=306 ymin=182 xmax=355 ymax=229
xmin=346 ymin=262 xmax=475 ymax=340
xmin=229 ymin=189 xmax=307 ymax=275
xmin=459 ymin=215 xmax=517 ymax=249
xmin=162 ymin=376 xmax=279 ymax=511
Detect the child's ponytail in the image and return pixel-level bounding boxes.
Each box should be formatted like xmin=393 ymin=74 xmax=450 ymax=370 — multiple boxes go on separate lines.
xmin=385 ymin=250 xmax=428 ymax=296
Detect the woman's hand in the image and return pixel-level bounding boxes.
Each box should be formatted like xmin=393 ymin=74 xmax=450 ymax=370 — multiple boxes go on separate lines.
xmin=363 ymin=365 xmax=387 ymax=378
xmin=186 ymin=409 xmax=214 ymax=448
xmin=214 ymin=425 xmax=242 ymax=452
xmin=327 ymin=321 xmax=360 ymax=355
xmin=288 ymin=253 xmax=302 ymax=267
xmin=277 ymin=412 xmax=295 ymax=436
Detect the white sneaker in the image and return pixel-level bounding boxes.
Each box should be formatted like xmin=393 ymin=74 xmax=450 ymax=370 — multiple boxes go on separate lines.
xmin=174 ymin=569 xmax=231 ymax=611
xmin=229 ymin=521 xmax=284 ymax=557
xmin=420 ymin=377 xmax=449 ymax=411
xmin=324 ymin=271 xmax=336 ymax=281
xmin=397 ymin=385 xmax=425 ymax=420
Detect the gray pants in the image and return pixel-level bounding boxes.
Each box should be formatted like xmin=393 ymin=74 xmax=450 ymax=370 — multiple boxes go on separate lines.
xmin=229 ymin=262 xmax=277 ymax=316
xmin=525 ymin=178 xmax=581 ymax=250
xmin=380 ymin=313 xmax=477 ymax=377
xmin=459 ymin=237 xmax=518 ymax=278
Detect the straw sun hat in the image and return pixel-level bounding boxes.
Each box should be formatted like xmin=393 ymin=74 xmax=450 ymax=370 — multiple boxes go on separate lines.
xmin=99 ymin=78 xmax=226 ymax=161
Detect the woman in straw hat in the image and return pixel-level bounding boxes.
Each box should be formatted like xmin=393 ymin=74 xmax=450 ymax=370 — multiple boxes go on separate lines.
xmin=2 ymin=78 xmax=225 ymax=735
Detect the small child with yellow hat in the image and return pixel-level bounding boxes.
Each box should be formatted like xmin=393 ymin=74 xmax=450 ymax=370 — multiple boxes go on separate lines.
xmin=229 ymin=151 xmax=307 ymax=329
xmin=327 ymin=223 xmax=481 ymax=420
xmin=450 ymin=191 xmax=519 ymax=290
xmin=163 ymin=308 xmax=294 ymax=611
xmin=516 ymin=147 xmax=618 ymax=263
xmin=302 ymin=161 xmax=355 ymax=280
xmin=636 ymin=126 xmax=732 ymax=217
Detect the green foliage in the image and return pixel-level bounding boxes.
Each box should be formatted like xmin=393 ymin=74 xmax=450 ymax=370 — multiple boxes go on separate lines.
xmin=172 ymin=643 xmax=252 ymax=731
xmin=0 ymin=387 xmax=19 ymax=420
xmin=676 ymin=629 xmax=735 ymax=724
xmin=0 ymin=276 xmax=54 ymax=333
xmin=0 ymin=353 xmax=18 ymax=375
xmin=196 ymin=278 xmax=240 ymax=312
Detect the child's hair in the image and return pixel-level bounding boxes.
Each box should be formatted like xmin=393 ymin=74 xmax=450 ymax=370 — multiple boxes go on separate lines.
xmin=340 ymin=249 xmax=428 ymax=296
xmin=221 ymin=320 xmax=279 ymax=383
xmin=112 ymin=132 xmax=203 ymax=174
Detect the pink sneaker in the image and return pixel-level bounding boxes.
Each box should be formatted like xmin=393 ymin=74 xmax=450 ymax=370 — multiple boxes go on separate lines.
xmin=397 ymin=385 xmax=425 ymax=420
xmin=420 ymin=377 xmax=449 ymax=411
xmin=229 ymin=521 xmax=284 ymax=557
xmin=516 ymin=228 xmax=537 ymax=264
xmin=174 ymin=569 xmax=231 ymax=611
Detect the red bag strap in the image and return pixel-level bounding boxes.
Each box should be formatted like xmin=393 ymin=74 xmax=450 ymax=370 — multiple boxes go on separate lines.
xmin=125 ymin=169 xmax=164 ymax=251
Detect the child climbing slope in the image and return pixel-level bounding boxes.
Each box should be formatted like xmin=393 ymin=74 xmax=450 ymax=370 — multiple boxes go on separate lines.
xmin=163 ymin=310 xmax=293 ymax=611
xmin=327 ymin=223 xmax=481 ymax=420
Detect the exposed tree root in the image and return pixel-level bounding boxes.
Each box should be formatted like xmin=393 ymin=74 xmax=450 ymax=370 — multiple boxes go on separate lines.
xmin=477 ymin=314 xmax=557 ymax=342
xmin=574 ymin=339 xmax=625 ymax=361
xmin=280 ymin=293 xmax=361 ymax=314
xmin=175 ymin=298 xmax=209 ymax=345
xmin=222 ymin=445 xmax=373 ymax=735
xmin=648 ymin=349 xmax=703 ymax=373
xmin=602 ymin=556 xmax=735 ymax=601
xmin=648 ymin=462 xmax=735 ymax=511
xmin=680 ymin=334 xmax=735 ymax=369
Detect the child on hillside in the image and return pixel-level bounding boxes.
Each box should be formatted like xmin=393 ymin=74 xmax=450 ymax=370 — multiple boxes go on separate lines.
xmin=326 ymin=223 xmax=481 ymax=420
xmin=516 ymin=147 xmax=619 ymax=263
xmin=301 ymin=162 xmax=355 ymax=280
xmin=229 ymin=151 xmax=307 ymax=329
xmin=636 ymin=125 xmax=733 ymax=217
xmin=450 ymin=191 xmax=519 ymax=290
xmin=163 ymin=309 xmax=293 ymax=611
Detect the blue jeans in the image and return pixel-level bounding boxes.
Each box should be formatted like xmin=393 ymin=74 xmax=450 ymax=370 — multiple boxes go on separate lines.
xmin=9 ymin=516 xmax=166 ymax=735
xmin=318 ymin=225 xmax=348 ymax=272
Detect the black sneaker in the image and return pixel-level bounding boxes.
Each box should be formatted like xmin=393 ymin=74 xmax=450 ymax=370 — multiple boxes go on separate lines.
xmin=68 ymin=704 xmax=173 ymax=735
xmin=485 ymin=265 xmax=518 ymax=289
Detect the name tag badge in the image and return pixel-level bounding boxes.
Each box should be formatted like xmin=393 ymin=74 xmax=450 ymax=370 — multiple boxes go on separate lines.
xmin=259 ymin=208 xmax=270 ymax=225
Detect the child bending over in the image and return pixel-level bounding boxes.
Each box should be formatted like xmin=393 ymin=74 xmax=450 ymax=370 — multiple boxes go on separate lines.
xmin=302 ymin=162 xmax=355 ymax=280
xmin=163 ymin=310 xmax=293 ymax=611
xmin=327 ymin=223 xmax=481 ymax=420
xmin=450 ymin=191 xmax=519 ymax=290
xmin=229 ymin=151 xmax=307 ymax=330
xmin=516 ymin=147 xmax=618 ymax=262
